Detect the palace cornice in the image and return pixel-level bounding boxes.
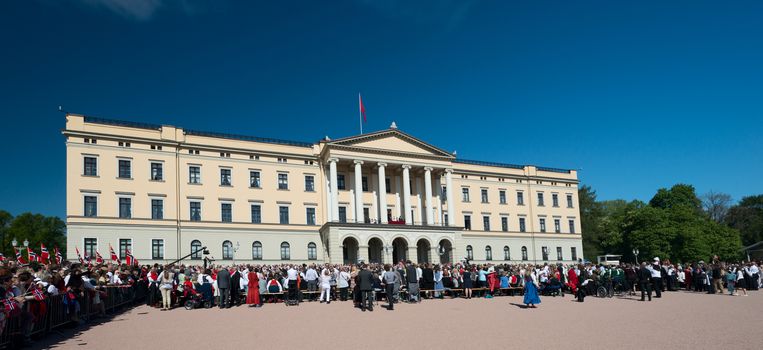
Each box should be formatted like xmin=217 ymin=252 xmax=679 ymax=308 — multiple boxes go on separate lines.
xmin=319 ymin=222 xmax=463 ymax=233
xmin=320 ymin=144 xmax=452 ymax=162
xmin=453 ymin=168 xmax=579 ymax=183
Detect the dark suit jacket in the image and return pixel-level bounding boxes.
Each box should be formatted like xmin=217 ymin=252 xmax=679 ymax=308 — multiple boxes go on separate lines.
xmin=405 ymin=265 xmax=417 ymax=283
xmin=358 ymin=269 xmax=374 ymax=291
xmin=230 ymin=271 xmax=241 ymax=291
xmin=217 ymin=269 xmax=231 ymax=289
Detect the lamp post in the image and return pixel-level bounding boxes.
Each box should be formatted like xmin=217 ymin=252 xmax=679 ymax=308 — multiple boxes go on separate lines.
xmin=632 ymin=248 xmax=639 ymax=264
xmin=11 ymin=237 xmax=29 ymax=250
xmin=232 ymin=241 xmax=240 ymax=265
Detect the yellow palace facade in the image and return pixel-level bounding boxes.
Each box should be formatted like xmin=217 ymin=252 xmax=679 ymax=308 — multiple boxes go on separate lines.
xmin=63 ymin=114 xmax=583 ymax=265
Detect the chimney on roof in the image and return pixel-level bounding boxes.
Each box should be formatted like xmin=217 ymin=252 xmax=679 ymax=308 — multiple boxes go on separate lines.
xmin=390 ymin=121 xmax=397 ymax=129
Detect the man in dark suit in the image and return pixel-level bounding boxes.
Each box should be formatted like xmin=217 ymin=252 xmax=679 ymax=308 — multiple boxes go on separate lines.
xmin=357 ymin=264 xmax=375 ymax=312
xmin=638 ymin=262 xmax=652 ymax=301
xmin=405 ymin=260 xmax=419 ymax=302
xmin=216 ymin=268 xmax=231 ymax=309
xmin=230 ymin=268 xmax=241 ymax=306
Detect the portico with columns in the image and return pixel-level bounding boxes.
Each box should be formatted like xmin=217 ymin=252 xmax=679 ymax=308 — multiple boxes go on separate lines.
xmin=318 ymin=124 xmax=462 ymax=264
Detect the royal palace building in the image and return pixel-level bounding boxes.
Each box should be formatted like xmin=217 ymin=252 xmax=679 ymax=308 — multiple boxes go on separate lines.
xmin=64 ymin=114 xmax=583 ymax=265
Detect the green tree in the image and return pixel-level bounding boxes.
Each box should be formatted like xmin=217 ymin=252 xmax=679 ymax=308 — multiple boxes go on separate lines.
xmin=579 ymin=185 xmax=604 ymax=260
xmin=0 ymin=210 xmax=12 ymax=256
xmin=725 ymin=195 xmax=763 ymax=246
xmin=649 ymin=184 xmax=702 ymax=212
xmin=6 ymin=212 xmax=66 ymax=257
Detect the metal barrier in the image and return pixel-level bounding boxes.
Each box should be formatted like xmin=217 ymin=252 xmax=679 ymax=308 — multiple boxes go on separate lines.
xmin=0 ymin=285 xmax=137 ymax=349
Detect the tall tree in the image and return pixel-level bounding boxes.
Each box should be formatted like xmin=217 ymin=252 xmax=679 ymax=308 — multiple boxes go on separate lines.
xmin=701 ymin=191 xmax=732 ymax=223
xmin=725 ymin=195 xmax=763 ymax=246
xmin=649 ymin=184 xmax=702 ymax=212
xmin=579 ymin=185 xmax=604 ymax=260
xmin=6 ymin=212 xmax=66 ymax=257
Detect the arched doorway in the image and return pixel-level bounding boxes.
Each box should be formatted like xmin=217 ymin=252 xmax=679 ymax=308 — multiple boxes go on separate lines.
xmin=368 ymin=237 xmax=383 ymax=264
xmin=392 ymin=237 xmax=408 ymax=263
xmin=437 ymin=239 xmax=453 ymax=264
xmin=416 ymin=239 xmax=431 ymax=264
xmin=342 ymin=237 xmax=359 ymax=264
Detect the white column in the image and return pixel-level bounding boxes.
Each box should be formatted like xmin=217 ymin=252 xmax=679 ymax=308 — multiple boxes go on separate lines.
xmin=424 ymin=167 xmax=434 ymax=225
xmin=353 ymin=160 xmax=364 ymax=223
xmin=445 ymin=169 xmax=455 ymax=226
xmin=329 ymin=158 xmax=339 ymax=222
xmin=395 ymin=175 xmax=402 ymax=219
xmin=377 ymin=163 xmax=388 ymax=224
xmin=402 ymin=165 xmax=412 ymax=225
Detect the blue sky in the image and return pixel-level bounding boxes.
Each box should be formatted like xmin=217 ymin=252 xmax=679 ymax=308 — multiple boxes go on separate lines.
xmin=1 ymin=0 xmax=762 ymax=218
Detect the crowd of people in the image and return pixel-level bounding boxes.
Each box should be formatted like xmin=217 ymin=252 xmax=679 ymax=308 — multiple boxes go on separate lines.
xmin=1 ymin=256 xmax=760 ymax=346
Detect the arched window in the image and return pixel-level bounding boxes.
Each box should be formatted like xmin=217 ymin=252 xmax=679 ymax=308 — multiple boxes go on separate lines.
xmin=280 ymin=242 xmax=291 ymax=260
xmin=252 ymin=241 xmax=262 ymax=260
xmin=307 ymin=242 xmax=317 ymax=260
xmin=485 ymin=246 xmax=492 ymax=261
xmin=466 ymin=245 xmax=473 ymax=260
xmin=503 ymin=246 xmax=510 ymax=261
xmin=191 ymin=240 xmax=202 ymax=260
xmin=222 ymin=240 xmax=233 ymax=260
xmin=521 ymin=246 xmax=528 ymax=261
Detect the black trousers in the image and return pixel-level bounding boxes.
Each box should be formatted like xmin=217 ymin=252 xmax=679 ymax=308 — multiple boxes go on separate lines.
xmin=652 ymin=278 xmax=662 ymax=297
xmin=219 ymin=288 xmax=230 ymax=308
xmin=339 ymin=287 xmax=348 ymax=301
xmin=639 ymin=281 xmax=652 ymax=301
xmin=385 ymin=284 xmax=396 ymax=309
xmin=287 ymin=280 xmax=298 ymax=301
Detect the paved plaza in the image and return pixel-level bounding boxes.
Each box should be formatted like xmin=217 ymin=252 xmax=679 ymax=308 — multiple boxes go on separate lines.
xmin=40 ymin=291 xmax=761 ymax=350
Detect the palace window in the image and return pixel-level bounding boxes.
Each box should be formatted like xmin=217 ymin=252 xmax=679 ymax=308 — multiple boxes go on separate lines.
xmin=118 ymin=159 xmax=131 ymax=179
xmin=191 ymin=240 xmax=202 ymax=260
xmin=517 ymin=191 xmax=524 ymax=205
xmin=521 ymin=246 xmax=528 ymax=261
xmin=501 ymin=217 xmax=508 ymax=232
xmin=539 ymin=218 xmax=546 ymax=233
xmin=308 ymin=242 xmax=317 ymax=260
xmin=221 ymin=203 xmax=232 ymax=222
xmin=337 ymin=174 xmax=346 ymax=190
xmin=84 ymin=196 xmax=97 ymax=217
xmin=554 ymin=219 xmax=561 ymax=233
xmin=151 ymin=199 xmax=163 ymax=220
xmin=462 ymin=188 xmax=470 ymax=202
xmin=482 ymin=216 xmax=490 ymax=231
xmin=537 ymin=192 xmax=545 ymax=207
xmin=280 ymin=242 xmax=290 ymax=260
xmin=385 ymin=178 xmax=391 ymax=193
xmin=519 ymin=217 xmax=526 ymax=232
xmin=84 ymin=238 xmax=97 ymax=258
xmin=542 ymin=246 xmax=549 ymax=261
xmin=220 ymin=169 xmax=232 ymax=186
xmin=119 ymin=239 xmax=131 ymax=260
xmin=306 ymin=208 xmax=316 ymax=225
xmin=557 ymin=247 xmax=563 ymax=261
xmin=569 ymin=219 xmax=576 ymax=234
xmin=481 ymin=189 xmax=488 ymax=203
xmin=84 ymin=157 xmax=97 ymax=176
xmin=250 ymin=171 xmax=261 ymax=188
xmin=118 ymin=197 xmax=131 ymax=219
xmin=571 ymin=247 xmax=577 ymax=261
xmin=338 ymin=207 xmax=347 ymax=223
xmin=503 ymin=246 xmax=510 ymax=260
xmin=278 ymin=173 xmax=288 ymax=190
xmin=222 ymin=241 xmax=233 ymax=260
xmin=567 ymin=194 xmax=574 ymax=208
xmin=189 ymin=166 xmax=201 ymax=184
xmin=251 ymin=204 xmax=261 ymax=223
xmin=190 ymin=201 xmax=201 ymax=221
xmin=252 ymin=241 xmax=263 ymax=260
xmin=152 ymin=239 xmax=164 ymax=260
xmin=552 ymin=193 xmax=559 ymax=207
xmin=464 ymin=215 xmax=471 ymax=230
xmin=499 ymin=190 xmax=506 ymax=204
xmin=466 ymin=245 xmax=473 ymax=260
xmin=485 ymin=246 xmax=492 ymax=261
xmin=305 ymin=175 xmax=315 ymax=191
xmin=279 ymin=206 xmax=290 ymax=224
xmin=361 ymin=176 xmax=368 ymax=191
xmin=151 ymin=162 xmax=163 ymax=181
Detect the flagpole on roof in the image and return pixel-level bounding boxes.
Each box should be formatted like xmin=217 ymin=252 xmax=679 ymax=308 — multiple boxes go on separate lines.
xmin=358 ymin=93 xmax=363 ymax=134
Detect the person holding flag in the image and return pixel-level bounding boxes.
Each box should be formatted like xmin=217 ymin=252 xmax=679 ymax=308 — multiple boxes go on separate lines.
xmin=40 ymin=244 xmax=50 ymax=264
xmin=27 ymin=247 xmax=38 ymax=264
xmin=75 ymin=247 xmax=84 ymax=264
xmin=125 ymin=248 xmax=135 ymax=266
xmin=55 ymin=247 xmax=63 ymax=265
xmin=95 ymin=251 xmax=104 ymax=265
xmin=14 ymin=247 xmax=27 ymax=265
xmin=109 ymin=245 xmax=121 ymax=265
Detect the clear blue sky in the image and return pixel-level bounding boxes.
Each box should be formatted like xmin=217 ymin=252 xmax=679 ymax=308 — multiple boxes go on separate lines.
xmin=1 ymin=0 xmax=762 ymax=218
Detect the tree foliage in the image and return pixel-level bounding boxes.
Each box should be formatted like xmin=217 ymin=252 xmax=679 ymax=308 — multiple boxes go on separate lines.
xmin=725 ymin=195 xmax=763 ymax=246
xmin=0 ymin=212 xmax=66 ymax=257
xmin=701 ymin=191 xmax=732 ymax=223
xmin=580 ymin=184 xmax=745 ymax=263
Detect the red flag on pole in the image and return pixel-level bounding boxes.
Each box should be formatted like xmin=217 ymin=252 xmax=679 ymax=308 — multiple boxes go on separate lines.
xmin=27 ymin=247 xmax=38 ymax=263
xmin=109 ymin=244 xmax=121 ymax=265
xmin=15 ymin=247 xmax=27 ymax=265
xmin=55 ymin=246 xmax=63 ymax=264
xmin=75 ymin=247 xmax=84 ymax=264
xmin=359 ymin=93 xmax=367 ymax=123
xmin=40 ymin=243 xmax=50 ymax=264
xmin=95 ymin=251 xmax=104 ymax=265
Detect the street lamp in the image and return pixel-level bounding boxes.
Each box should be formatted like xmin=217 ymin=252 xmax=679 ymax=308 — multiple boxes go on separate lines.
xmin=11 ymin=237 xmax=29 ymax=249
xmin=632 ymin=248 xmax=639 ymax=263
xmin=232 ymin=241 xmax=240 ymax=265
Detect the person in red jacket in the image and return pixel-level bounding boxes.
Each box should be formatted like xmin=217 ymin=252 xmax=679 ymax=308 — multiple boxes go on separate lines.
xmin=246 ymin=268 xmax=261 ymax=307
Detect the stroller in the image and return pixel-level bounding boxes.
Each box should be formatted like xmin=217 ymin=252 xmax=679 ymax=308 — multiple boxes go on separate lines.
xmin=540 ymin=278 xmax=563 ymax=297
xmin=184 ymin=282 xmax=214 ymax=309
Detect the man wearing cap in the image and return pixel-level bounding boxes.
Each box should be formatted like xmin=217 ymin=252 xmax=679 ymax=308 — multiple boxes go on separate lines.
xmin=650 ymin=258 xmax=662 ymax=298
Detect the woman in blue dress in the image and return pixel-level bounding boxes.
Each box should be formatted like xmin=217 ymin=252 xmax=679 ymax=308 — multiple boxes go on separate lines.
xmin=523 ymin=269 xmax=541 ymax=308
xmin=462 ymin=268 xmax=473 ymax=299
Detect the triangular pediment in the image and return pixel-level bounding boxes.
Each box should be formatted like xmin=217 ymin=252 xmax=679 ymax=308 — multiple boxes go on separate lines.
xmin=327 ymin=129 xmax=453 ymax=158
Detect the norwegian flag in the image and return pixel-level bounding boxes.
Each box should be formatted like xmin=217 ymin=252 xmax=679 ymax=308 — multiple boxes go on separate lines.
xmin=75 ymin=247 xmax=84 ymax=264
xmin=84 ymin=252 xmax=92 ymax=266
xmin=0 ymin=253 xmax=4 ymax=262
xmin=95 ymin=251 xmax=104 ymax=265
xmin=125 ymin=248 xmax=135 ymax=266
xmin=27 ymin=247 xmax=38 ymax=264
xmin=32 ymin=288 xmax=45 ymax=301
xmin=40 ymin=243 xmax=50 ymax=264
xmin=55 ymin=247 xmax=63 ymax=264
xmin=109 ymin=245 xmax=121 ymax=265
xmin=2 ymin=298 xmax=17 ymax=313
xmin=15 ymin=247 xmax=27 ymax=264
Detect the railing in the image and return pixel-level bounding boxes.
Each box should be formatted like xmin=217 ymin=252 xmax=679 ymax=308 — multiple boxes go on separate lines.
xmin=0 ymin=285 xmax=137 ymax=349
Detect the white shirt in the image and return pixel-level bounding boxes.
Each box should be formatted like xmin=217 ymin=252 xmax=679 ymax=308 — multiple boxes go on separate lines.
xmin=305 ymin=268 xmax=319 ymax=281
xmin=338 ymin=271 xmax=350 ymax=288
xmin=287 ymin=268 xmax=298 ymax=281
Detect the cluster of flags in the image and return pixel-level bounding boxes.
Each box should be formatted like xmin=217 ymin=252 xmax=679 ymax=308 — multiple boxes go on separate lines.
xmin=2 ymin=242 xmax=139 ymax=267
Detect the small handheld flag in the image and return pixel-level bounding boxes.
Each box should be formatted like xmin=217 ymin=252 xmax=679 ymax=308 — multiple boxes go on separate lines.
xmin=55 ymin=246 xmax=63 ymax=264
xmin=40 ymin=243 xmax=50 ymax=264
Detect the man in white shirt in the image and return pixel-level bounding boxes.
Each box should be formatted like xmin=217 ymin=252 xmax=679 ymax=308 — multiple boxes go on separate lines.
xmin=649 ymin=258 xmax=662 ymax=298
xmin=305 ymin=265 xmax=319 ymax=301
xmin=286 ymin=265 xmax=299 ymax=301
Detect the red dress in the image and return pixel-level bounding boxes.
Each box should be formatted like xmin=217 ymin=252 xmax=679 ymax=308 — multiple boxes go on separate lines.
xmin=246 ymin=272 xmax=260 ymax=305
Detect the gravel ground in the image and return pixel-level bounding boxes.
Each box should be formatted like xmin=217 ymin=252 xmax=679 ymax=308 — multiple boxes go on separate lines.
xmin=38 ymin=290 xmax=762 ymax=350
